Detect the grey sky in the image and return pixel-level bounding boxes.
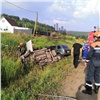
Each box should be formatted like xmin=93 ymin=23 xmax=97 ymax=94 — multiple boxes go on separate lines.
xmin=0 ymin=0 xmax=100 ymax=31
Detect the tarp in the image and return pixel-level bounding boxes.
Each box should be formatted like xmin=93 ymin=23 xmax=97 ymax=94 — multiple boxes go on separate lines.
xmin=26 ymin=40 xmax=33 ymax=52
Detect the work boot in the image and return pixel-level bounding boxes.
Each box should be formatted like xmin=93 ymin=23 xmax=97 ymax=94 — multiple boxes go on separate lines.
xmin=94 ymin=85 xmax=99 ymax=94
xmin=82 ymin=89 xmax=92 ymax=95
xmin=82 ymin=85 xmax=92 ymax=95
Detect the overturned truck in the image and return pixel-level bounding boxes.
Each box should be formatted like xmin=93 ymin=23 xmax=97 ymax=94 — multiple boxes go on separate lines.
xmin=18 ymin=40 xmax=61 ymax=69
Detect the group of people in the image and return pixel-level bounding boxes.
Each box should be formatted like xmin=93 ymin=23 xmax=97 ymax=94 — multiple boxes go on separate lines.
xmin=82 ymin=31 xmax=100 ymax=95
xmin=72 ymin=31 xmax=100 ymax=95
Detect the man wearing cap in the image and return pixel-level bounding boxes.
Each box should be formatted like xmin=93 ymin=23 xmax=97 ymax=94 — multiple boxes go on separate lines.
xmin=82 ymin=31 xmax=100 ymax=95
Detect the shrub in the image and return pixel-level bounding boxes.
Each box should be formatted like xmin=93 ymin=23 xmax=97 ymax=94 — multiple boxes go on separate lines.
xmin=1 ymin=56 xmax=21 ymax=87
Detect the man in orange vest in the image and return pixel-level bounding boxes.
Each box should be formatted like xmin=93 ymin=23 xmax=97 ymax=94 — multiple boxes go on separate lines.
xmin=82 ymin=31 xmax=100 ymax=95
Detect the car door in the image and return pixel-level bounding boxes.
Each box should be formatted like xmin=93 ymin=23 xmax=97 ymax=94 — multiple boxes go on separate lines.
xmin=56 ymin=45 xmax=63 ymax=54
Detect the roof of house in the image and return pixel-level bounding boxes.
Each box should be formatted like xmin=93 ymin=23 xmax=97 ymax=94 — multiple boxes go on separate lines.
xmin=4 ymin=17 xmax=18 ymax=26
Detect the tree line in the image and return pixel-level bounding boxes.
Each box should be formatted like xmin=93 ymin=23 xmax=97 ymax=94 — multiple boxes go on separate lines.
xmin=1 ymin=13 xmax=55 ymax=32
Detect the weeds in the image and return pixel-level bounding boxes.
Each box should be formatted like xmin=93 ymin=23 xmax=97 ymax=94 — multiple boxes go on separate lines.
xmin=1 ymin=33 xmax=78 ymax=100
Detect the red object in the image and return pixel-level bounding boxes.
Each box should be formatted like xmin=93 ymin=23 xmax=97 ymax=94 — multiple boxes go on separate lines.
xmin=87 ymin=31 xmax=94 ymax=46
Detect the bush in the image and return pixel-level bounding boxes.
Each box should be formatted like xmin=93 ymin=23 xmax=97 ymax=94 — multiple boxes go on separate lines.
xmin=1 ymin=33 xmax=77 ymax=99
xmin=1 ymin=57 xmax=21 ymax=87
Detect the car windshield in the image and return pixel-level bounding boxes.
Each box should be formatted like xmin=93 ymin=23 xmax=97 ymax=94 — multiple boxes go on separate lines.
xmin=62 ymin=45 xmax=69 ymax=49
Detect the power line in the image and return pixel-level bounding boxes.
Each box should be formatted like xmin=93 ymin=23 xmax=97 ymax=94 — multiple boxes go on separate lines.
xmin=4 ymin=0 xmax=36 ymax=13
xmin=4 ymin=0 xmax=38 ymax=35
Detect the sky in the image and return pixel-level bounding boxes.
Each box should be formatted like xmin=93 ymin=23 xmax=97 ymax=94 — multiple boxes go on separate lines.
xmin=0 ymin=0 xmax=100 ymax=32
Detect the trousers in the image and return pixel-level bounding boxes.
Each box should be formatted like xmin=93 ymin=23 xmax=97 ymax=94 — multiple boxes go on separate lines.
xmin=86 ymin=59 xmax=100 ymax=87
xmin=73 ymin=54 xmax=79 ymax=68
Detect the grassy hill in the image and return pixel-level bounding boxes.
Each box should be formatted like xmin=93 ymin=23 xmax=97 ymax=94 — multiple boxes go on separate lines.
xmin=67 ymin=31 xmax=89 ymax=36
xmin=66 ymin=31 xmax=89 ymax=39
xmin=1 ymin=13 xmax=55 ymax=32
xmin=1 ymin=14 xmax=90 ymax=37
xmin=1 ymin=33 xmax=83 ymax=100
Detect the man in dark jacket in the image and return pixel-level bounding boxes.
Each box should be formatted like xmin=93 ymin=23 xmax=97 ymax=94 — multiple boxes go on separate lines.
xmin=18 ymin=42 xmax=27 ymax=58
xmin=82 ymin=31 xmax=100 ymax=95
xmin=72 ymin=39 xmax=82 ymax=68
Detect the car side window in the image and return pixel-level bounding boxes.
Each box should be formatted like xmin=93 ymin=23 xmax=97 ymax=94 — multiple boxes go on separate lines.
xmin=53 ymin=46 xmax=56 ymax=49
xmin=57 ymin=46 xmax=61 ymax=49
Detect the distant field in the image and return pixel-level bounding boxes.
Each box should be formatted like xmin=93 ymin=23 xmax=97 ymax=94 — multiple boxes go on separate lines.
xmin=66 ymin=31 xmax=89 ymax=37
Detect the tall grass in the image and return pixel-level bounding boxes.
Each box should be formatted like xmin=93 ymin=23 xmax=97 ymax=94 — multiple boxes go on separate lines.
xmin=1 ymin=33 xmax=78 ymax=100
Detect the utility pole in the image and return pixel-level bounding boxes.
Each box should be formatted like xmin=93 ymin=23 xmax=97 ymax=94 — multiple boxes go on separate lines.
xmin=33 ymin=12 xmax=38 ymax=36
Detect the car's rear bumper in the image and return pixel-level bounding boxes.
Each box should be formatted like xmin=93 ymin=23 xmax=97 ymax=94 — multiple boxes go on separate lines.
xmin=62 ymin=53 xmax=71 ymax=56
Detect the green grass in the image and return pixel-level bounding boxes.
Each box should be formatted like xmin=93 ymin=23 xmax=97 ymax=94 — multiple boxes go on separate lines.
xmin=1 ymin=32 xmax=82 ymax=100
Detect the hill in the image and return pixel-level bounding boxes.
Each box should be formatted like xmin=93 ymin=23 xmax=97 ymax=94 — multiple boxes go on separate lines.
xmin=66 ymin=31 xmax=89 ymax=39
xmin=1 ymin=14 xmax=90 ymax=38
xmin=1 ymin=13 xmax=55 ymax=32
xmin=67 ymin=31 xmax=89 ymax=36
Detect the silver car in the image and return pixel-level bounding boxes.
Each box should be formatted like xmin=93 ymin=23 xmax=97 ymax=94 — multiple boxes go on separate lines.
xmin=48 ymin=44 xmax=71 ymax=57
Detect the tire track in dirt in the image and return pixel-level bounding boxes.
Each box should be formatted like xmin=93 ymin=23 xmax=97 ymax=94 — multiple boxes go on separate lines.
xmin=62 ymin=61 xmax=100 ymax=100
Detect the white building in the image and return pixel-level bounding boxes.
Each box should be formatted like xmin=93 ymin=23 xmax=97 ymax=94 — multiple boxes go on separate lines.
xmin=54 ymin=23 xmax=58 ymax=31
xmin=0 ymin=17 xmax=32 ymax=35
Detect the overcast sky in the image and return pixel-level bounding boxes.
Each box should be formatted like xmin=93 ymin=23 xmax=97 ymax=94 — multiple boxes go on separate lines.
xmin=0 ymin=0 xmax=100 ymax=32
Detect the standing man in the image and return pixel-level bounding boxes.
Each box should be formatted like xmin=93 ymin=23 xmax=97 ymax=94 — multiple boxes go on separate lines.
xmin=82 ymin=42 xmax=89 ymax=61
xmin=82 ymin=40 xmax=87 ymax=58
xmin=82 ymin=31 xmax=100 ymax=95
xmin=72 ymin=39 xmax=82 ymax=68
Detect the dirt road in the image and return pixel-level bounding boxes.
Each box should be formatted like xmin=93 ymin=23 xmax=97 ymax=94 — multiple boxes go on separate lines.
xmin=62 ymin=61 xmax=100 ymax=100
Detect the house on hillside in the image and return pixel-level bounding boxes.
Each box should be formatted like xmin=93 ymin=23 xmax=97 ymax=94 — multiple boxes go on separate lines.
xmin=0 ymin=17 xmax=32 ymax=35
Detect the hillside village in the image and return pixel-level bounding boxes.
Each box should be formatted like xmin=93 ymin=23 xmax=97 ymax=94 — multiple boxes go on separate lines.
xmin=0 ymin=14 xmax=89 ymax=38
xmin=0 ymin=14 xmax=55 ymax=35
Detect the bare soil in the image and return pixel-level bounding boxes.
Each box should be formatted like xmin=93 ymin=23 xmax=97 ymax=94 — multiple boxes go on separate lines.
xmin=62 ymin=61 xmax=100 ymax=100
